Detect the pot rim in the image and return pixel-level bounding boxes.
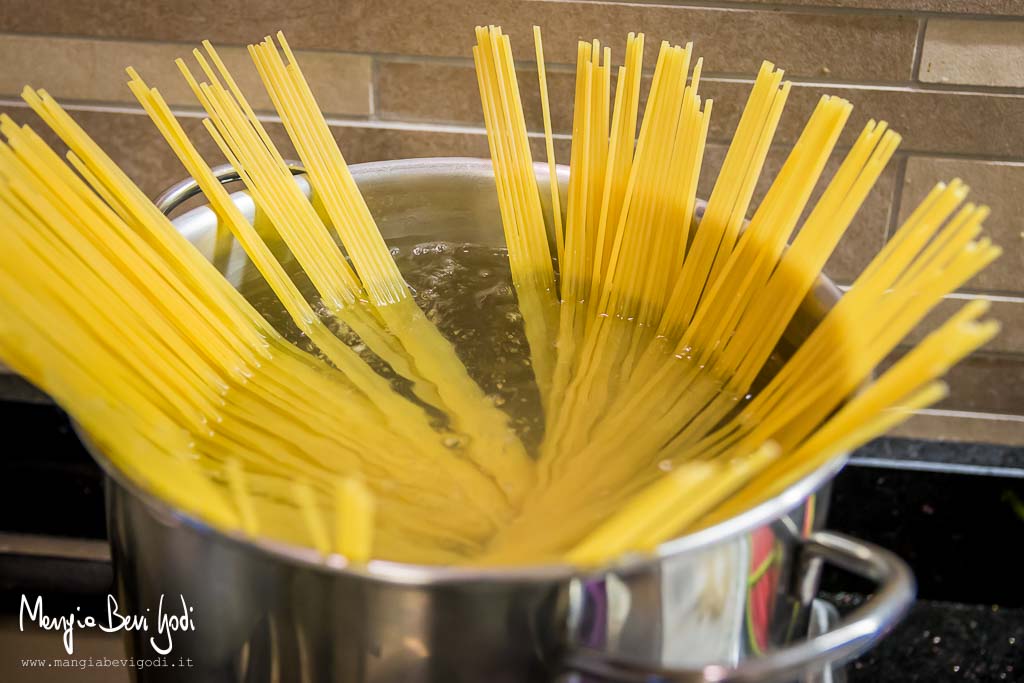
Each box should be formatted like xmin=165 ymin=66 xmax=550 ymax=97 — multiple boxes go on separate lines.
xmin=82 ymin=156 xmax=849 ymax=586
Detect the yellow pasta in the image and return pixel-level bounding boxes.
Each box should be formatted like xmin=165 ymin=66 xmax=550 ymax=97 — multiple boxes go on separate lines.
xmin=334 ymin=478 xmax=376 ymax=563
xmin=0 ymin=26 xmax=1001 ymax=569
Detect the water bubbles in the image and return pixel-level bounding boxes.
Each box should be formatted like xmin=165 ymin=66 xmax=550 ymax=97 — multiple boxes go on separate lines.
xmin=658 ymin=459 xmax=673 ymax=472
xmin=273 ymin=239 xmax=547 ymax=454
xmin=442 ymin=434 xmax=466 ymax=449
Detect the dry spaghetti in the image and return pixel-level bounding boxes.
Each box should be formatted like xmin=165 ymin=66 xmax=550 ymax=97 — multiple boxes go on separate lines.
xmin=0 ymin=26 xmax=1000 ymax=568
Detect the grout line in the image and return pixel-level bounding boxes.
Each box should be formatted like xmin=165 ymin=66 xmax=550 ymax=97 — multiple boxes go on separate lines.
xmin=5 ymin=96 xmax=1024 ymax=165
xmin=578 ymin=0 xmax=1024 ymax=21
xmin=0 ymin=96 xmax=573 ymax=139
xmin=692 ymin=74 xmax=1024 ymax=97
xmin=369 ymin=57 xmax=380 ymax=120
xmin=884 ymin=150 xmax=1024 ymax=164
xmin=913 ymin=408 xmax=1024 ymax=422
xmin=885 ymin=155 xmax=909 ymax=242
xmin=376 ymin=52 xmax=1024 ymax=97
xmin=5 ymin=96 xmax=1024 ymax=164
xmin=893 ymin=346 xmax=1024 ymax=362
xmin=943 ymin=291 xmax=1024 ymax=304
xmin=834 ymin=285 xmax=1024 ymax=303
xmin=910 ymin=17 xmax=928 ymax=82
xmin=703 ymin=139 xmax=1024 ymax=164
xmin=849 ymin=457 xmax=1024 ymax=479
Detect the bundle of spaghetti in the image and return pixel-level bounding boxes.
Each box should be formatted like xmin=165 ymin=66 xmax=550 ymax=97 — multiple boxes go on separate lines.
xmin=169 ymin=54 xmax=434 ymax=421
xmin=611 ymin=120 xmax=896 ymax=457
xmin=0 ymin=99 xmax=509 ymax=562
xmin=566 ymin=442 xmax=780 ymax=565
xmin=484 ymin=30 xmax=649 ymax=485
xmin=18 ymin=90 xmax=275 ymax=369
xmin=545 ymin=40 xmax=709 ymax=460
xmin=599 ymin=66 xmax=789 ymax=406
xmin=0 ymin=246 xmax=237 ymax=528
xmin=476 ymin=37 xmax=715 ymax=558
xmin=572 ymin=94 xmax=858 ymax=463
xmin=473 ymin=27 xmax=999 ymax=564
xmin=122 ymin=69 xmax=511 ymax=527
xmin=536 ymin=35 xmax=634 ymax=443
xmin=163 ymin=35 xmax=534 ymax=507
xmin=665 ymin=186 xmax=998 ymax=468
xmin=474 ymin=26 xmax=559 ymax=406
xmin=526 ymin=182 xmax=996 ymax=559
xmin=0 ymin=25 xmax=1003 ymax=569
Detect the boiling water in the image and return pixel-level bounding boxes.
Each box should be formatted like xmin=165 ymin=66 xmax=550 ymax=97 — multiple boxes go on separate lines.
xmin=244 ymin=238 xmax=777 ymax=463
xmin=249 ymin=239 xmax=546 ymax=453
xmin=388 ymin=240 xmax=545 ymax=452
xmin=230 ymin=238 xmax=796 ymax=561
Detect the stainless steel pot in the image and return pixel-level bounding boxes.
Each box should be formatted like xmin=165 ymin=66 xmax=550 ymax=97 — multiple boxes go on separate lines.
xmin=82 ymin=158 xmax=913 ymax=683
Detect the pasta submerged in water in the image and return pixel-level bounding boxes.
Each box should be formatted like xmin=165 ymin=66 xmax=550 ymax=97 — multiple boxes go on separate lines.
xmin=0 ymin=27 xmax=1001 ymax=566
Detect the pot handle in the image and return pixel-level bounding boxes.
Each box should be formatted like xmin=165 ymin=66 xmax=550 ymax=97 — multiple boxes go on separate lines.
xmin=565 ymin=531 xmax=915 ymax=683
xmin=154 ymin=162 xmax=307 ymax=216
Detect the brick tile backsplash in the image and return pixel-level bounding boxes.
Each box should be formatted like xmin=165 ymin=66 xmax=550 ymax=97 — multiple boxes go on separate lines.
xmin=1 ymin=0 xmax=918 ymax=81
xmin=0 ymin=103 xmax=492 ymax=199
xmin=0 ymin=34 xmax=372 ymax=116
xmin=879 ymin=350 xmax=1024 ymax=417
xmin=935 ymin=353 xmax=1024 ymax=415
xmin=920 ymin=19 xmax=1024 ymax=88
xmin=712 ymin=0 xmax=1024 ymax=16
xmin=892 ymin=411 xmax=1024 ymax=447
xmin=899 ymin=157 xmax=1024 ymax=294
xmin=903 ymin=297 xmax=1024 ymax=356
xmin=378 ymin=60 xmax=1024 ymax=158
xmin=0 ymin=0 xmax=1021 ymax=444
xmin=696 ymin=144 xmax=896 ymax=284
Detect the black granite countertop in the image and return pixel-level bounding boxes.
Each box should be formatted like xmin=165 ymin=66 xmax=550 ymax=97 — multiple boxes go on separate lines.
xmin=837 ymin=595 xmax=1022 ymax=682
